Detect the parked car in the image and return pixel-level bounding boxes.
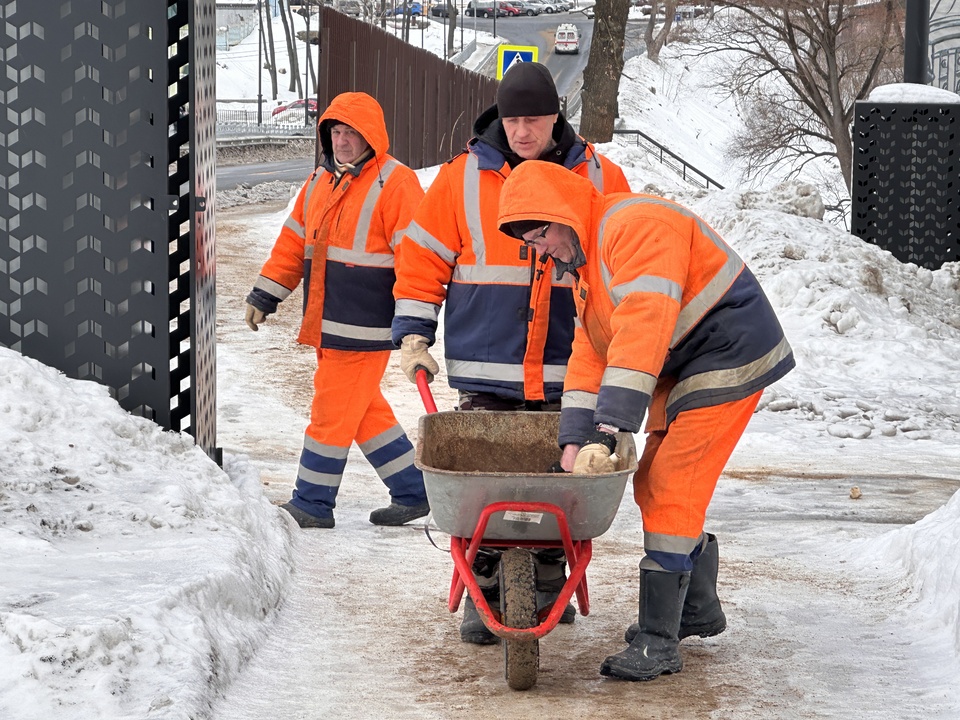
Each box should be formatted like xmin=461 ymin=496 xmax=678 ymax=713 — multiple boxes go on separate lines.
xmin=430 ymin=2 xmax=452 ymax=16
xmin=465 ymin=1 xmax=507 ymax=16
xmin=391 ymin=1 xmax=423 ymax=14
xmin=582 ymin=4 xmax=595 ymax=18
xmin=554 ymin=22 xmax=580 ymax=54
xmin=529 ymin=0 xmax=559 ymax=12
xmin=271 ymin=98 xmax=319 ymax=120
xmin=498 ymin=1 xmax=523 ymax=15
xmin=510 ymin=0 xmax=542 ymax=14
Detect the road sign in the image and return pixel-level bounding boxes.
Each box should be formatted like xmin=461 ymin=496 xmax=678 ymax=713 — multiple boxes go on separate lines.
xmin=496 ymin=45 xmax=539 ymax=80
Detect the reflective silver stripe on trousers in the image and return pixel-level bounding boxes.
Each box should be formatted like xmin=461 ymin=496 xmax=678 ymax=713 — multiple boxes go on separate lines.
xmin=320 ymin=319 xmax=392 ymax=342
xmin=253 ymin=275 xmax=293 ymax=301
xmin=357 ymin=424 xmax=407 ymax=454
xmin=395 ymin=298 xmax=440 ymax=321
xmin=601 ymin=365 xmax=657 ymax=396
xmin=446 ymin=358 xmax=567 ymax=384
xmin=303 ymin=434 xmax=351 ymax=458
xmin=666 ymin=336 xmax=793 ymax=410
xmin=371 ymin=448 xmax=416 ymax=481
xmin=297 ymin=465 xmax=343 ymax=487
xmin=560 ymin=389 xmax=598 ymax=411
xmin=597 ymin=197 xmax=744 ymax=348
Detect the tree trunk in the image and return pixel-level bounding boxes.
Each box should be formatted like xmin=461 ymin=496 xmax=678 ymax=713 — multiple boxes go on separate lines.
xmin=579 ymin=0 xmax=630 ymax=142
xmin=278 ymin=0 xmax=302 ymax=95
xmin=645 ymin=0 xmax=677 ymax=63
xmin=260 ymin=1 xmax=279 ymax=100
xmin=446 ymin=3 xmax=458 ymax=57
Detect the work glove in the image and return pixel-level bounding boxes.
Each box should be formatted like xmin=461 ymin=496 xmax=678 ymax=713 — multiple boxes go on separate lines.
xmin=245 ymin=303 xmax=268 ymax=331
xmin=572 ymin=430 xmax=618 ymax=475
xmin=400 ymin=334 xmax=440 ymax=384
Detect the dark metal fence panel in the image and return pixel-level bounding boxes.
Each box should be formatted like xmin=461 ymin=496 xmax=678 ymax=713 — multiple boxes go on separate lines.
xmin=851 ymin=101 xmax=959 ymax=269
xmin=0 ymin=0 xmax=219 ymax=460
xmin=316 ymin=10 xmax=498 ymax=169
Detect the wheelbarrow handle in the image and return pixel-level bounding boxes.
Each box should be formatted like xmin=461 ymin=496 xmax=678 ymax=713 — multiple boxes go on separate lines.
xmin=415 ymin=366 xmax=438 ymax=414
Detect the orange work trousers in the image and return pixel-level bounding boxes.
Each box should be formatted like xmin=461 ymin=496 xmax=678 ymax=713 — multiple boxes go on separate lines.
xmin=633 ymin=391 xmax=762 ymax=572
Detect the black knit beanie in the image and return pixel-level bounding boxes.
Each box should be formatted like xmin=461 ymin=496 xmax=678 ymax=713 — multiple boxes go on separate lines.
xmin=497 ymin=62 xmax=560 ymax=118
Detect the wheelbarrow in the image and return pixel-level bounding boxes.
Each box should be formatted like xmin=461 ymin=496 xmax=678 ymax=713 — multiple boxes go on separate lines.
xmin=414 ymin=371 xmax=638 ymax=690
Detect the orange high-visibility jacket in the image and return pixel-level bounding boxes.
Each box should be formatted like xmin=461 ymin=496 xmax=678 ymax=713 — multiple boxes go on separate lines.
xmin=498 ymin=161 xmax=795 ymax=445
xmin=391 ymin=130 xmax=630 ymax=402
xmin=249 ymin=92 xmax=424 ymax=350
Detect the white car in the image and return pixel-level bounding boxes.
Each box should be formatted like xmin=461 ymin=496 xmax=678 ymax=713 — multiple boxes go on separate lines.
xmin=529 ymin=0 xmax=559 ymax=12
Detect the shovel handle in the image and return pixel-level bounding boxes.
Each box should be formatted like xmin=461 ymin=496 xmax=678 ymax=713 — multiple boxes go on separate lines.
xmin=415 ymin=366 xmax=438 ymax=414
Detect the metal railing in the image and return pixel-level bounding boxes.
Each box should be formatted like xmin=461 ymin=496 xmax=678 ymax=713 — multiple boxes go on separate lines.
xmin=612 ymin=129 xmax=724 ymax=191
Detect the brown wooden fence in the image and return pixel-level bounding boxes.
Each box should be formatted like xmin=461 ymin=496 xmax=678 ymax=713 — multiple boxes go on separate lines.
xmin=315 ymin=9 xmax=499 ymax=169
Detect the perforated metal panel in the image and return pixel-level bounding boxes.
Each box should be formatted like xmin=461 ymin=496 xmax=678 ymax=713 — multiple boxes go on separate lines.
xmin=0 ymin=0 xmax=218 ymax=459
xmin=851 ymin=101 xmax=959 ymax=269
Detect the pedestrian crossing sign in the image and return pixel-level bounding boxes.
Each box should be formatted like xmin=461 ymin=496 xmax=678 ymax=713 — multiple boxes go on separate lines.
xmin=497 ymin=45 xmax=539 ymax=80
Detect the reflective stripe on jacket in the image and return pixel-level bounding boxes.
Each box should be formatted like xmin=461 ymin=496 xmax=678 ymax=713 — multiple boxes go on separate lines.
xmin=496 ymin=161 xmax=795 ymax=444
xmin=253 ymin=92 xmax=424 ymax=350
xmin=392 ymin=139 xmax=630 ymax=401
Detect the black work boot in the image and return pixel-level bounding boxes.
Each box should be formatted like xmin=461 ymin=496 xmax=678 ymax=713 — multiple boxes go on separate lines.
xmin=535 ymin=553 xmax=576 ymax=624
xmin=601 ymin=569 xmax=690 ymax=681
xmin=281 ymin=502 xmax=335 ymax=529
xmin=460 ymin=593 xmax=500 ymax=645
xmin=624 ymin=533 xmax=726 ymax=643
xmin=460 ymin=551 xmax=500 ymax=644
xmin=369 ymin=500 xmax=430 ymax=526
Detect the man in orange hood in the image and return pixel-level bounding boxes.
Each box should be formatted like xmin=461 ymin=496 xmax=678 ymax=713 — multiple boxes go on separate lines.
xmin=244 ymin=92 xmax=429 ymax=530
xmin=499 ymin=161 xmax=795 ymax=681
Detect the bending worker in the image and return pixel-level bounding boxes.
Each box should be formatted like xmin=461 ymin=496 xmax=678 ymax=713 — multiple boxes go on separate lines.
xmin=498 ymin=160 xmax=795 ymax=681
xmin=244 ymin=92 xmax=429 ymax=530
xmin=391 ymin=62 xmax=631 ymax=643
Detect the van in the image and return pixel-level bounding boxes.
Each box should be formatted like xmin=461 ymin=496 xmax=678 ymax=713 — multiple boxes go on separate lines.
xmin=554 ymin=23 xmax=579 ymax=54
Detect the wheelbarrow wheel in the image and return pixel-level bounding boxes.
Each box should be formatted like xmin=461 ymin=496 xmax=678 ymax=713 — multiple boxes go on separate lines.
xmin=500 ymin=548 xmax=539 ymax=690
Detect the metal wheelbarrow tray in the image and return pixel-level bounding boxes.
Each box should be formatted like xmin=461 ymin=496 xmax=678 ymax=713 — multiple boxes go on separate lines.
xmin=416 ymin=411 xmax=637 ymax=542
xmin=415 ymin=410 xmax=638 ymax=690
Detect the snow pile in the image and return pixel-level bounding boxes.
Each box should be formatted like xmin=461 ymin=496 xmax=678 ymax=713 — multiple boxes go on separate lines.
xmin=0 ymin=350 xmax=295 ymax=719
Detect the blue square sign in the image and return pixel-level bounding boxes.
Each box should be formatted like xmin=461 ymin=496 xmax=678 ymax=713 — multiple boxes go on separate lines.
xmin=497 ymin=45 xmax=539 ymax=79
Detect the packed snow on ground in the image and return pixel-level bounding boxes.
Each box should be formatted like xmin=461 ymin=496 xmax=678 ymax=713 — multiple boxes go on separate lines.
xmin=3 ymin=14 xmax=960 ymax=720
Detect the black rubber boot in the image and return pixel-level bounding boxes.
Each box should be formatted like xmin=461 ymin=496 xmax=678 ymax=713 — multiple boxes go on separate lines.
xmin=535 ymin=553 xmax=575 ymax=624
xmin=600 ymin=569 xmax=690 ymax=681
xmin=460 ymin=593 xmax=499 ymax=645
xmin=460 ymin=550 xmax=500 ymax=644
xmin=280 ymin=502 xmax=335 ymax=529
xmin=369 ymin=500 xmax=430 ymax=526
xmin=624 ymin=533 xmax=726 ymax=643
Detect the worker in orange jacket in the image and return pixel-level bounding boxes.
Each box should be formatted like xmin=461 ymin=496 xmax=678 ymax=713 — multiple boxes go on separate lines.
xmin=392 ymin=63 xmax=631 ymax=644
xmin=498 ymin=160 xmax=795 ymax=681
xmin=244 ymin=92 xmax=429 ymax=530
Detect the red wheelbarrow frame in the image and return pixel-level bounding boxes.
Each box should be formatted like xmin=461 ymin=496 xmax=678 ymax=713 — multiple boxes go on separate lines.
xmin=447 ymin=501 xmax=593 ymax=641
xmin=415 ymin=368 xmax=592 ymax=642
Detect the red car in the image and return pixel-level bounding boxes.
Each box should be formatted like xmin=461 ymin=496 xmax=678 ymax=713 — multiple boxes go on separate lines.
xmin=271 ymin=98 xmax=319 ymax=119
xmin=498 ymin=2 xmax=522 ymax=14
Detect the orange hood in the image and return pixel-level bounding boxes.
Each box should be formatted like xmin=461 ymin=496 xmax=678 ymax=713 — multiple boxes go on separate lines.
xmin=317 ymin=91 xmax=390 ymax=160
xmin=497 ymin=160 xmax=601 ymax=244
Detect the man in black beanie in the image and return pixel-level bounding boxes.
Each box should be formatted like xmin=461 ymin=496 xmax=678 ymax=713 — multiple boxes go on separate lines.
xmin=392 ymin=61 xmax=631 ymax=645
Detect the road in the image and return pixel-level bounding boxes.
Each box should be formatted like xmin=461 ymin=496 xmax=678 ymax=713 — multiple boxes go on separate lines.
xmin=218 ymin=158 xmax=316 ymax=191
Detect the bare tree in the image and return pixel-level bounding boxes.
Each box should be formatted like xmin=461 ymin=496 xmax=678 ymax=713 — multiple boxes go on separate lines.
xmin=645 ymin=0 xmax=679 ymax=62
xmin=278 ymin=0 xmax=303 ymax=95
xmin=705 ymin=0 xmax=902 ymax=193
xmin=260 ymin=0 xmax=279 ymax=100
xmin=579 ymin=0 xmax=630 ymax=142
xmin=446 ymin=2 xmax=459 ymax=57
